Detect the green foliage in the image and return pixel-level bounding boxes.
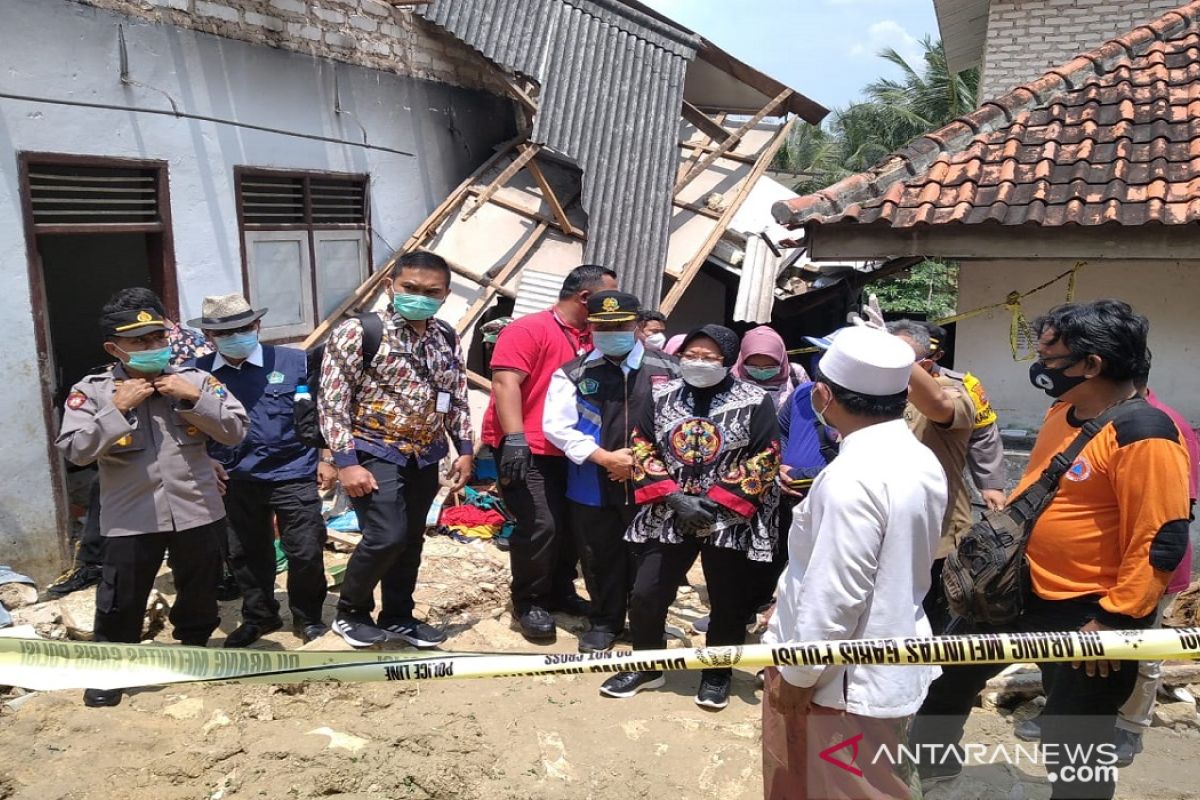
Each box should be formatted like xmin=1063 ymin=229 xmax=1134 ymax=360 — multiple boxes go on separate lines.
xmin=866 ymin=259 xmax=959 ymax=320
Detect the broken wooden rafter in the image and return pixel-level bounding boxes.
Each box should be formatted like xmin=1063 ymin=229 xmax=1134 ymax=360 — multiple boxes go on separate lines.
xmin=673 ymin=88 xmax=793 ymax=196
xmin=499 ymin=73 xmax=539 ymax=116
xmin=456 ymin=220 xmax=551 ymax=335
xmin=677 ymin=140 xmax=757 ymax=165
xmin=677 ymin=111 xmax=727 ymax=184
xmin=521 ymin=145 xmax=577 ymax=238
xmin=672 ymin=198 xmax=723 ymax=221
xmin=661 ymin=114 xmax=799 ymax=315
xmin=466 ymin=188 xmax=587 ymax=241
xmin=682 ymin=100 xmax=730 ymax=144
xmin=462 ymin=145 xmax=541 ymax=221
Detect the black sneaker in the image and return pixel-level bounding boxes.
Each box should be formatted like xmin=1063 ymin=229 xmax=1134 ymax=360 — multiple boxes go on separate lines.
xmin=1114 ymin=727 xmax=1143 ymax=767
xmin=83 ymin=688 xmax=122 ymax=708
xmin=695 ymin=672 xmax=731 ymax=710
xmin=332 ymin=617 xmax=387 ymax=648
xmin=300 ymin=622 xmax=330 ymax=643
xmin=47 ymin=565 xmax=102 ymax=598
xmin=1014 ymin=715 xmax=1042 ymax=742
xmin=518 ymin=607 xmax=556 ymax=641
xmin=578 ymin=629 xmax=617 ymax=653
xmin=223 ymin=619 xmax=283 ymax=649
xmin=599 ymin=671 xmax=665 ymax=698
xmin=382 ymin=620 xmax=447 ymax=649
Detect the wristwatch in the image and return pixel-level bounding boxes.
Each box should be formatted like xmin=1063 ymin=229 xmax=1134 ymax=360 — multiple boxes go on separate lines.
xmin=321 ymin=455 xmax=336 ymax=466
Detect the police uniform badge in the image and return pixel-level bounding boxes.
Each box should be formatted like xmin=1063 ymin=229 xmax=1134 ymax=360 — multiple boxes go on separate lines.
xmin=602 ymin=297 xmax=620 ymax=313
xmin=66 ymin=391 xmax=87 ymax=410
xmin=579 ymin=378 xmax=600 ymax=396
xmin=267 ymin=371 xmax=286 ymax=385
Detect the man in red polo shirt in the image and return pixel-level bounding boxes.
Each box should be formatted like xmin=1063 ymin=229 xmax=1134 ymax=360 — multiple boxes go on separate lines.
xmin=482 ymin=264 xmax=617 ymax=641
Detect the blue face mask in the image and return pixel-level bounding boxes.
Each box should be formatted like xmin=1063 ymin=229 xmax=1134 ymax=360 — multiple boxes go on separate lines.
xmin=746 ymin=364 xmax=782 ymax=382
xmin=214 ymin=331 xmax=259 ymax=360
xmin=120 ymin=345 xmax=171 ymax=375
xmin=393 ymin=293 xmax=443 ymax=321
xmin=594 ymin=331 xmax=636 ymax=357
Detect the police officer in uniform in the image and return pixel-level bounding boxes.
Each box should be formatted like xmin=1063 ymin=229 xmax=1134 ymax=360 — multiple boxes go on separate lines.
xmin=543 ymin=291 xmax=680 ymax=652
xmin=191 ymin=294 xmax=333 ymax=648
xmin=56 ymin=291 xmax=248 ymax=707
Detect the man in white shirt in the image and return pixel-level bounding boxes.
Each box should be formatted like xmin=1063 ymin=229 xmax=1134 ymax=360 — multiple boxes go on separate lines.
xmin=762 ymin=325 xmax=948 ymax=799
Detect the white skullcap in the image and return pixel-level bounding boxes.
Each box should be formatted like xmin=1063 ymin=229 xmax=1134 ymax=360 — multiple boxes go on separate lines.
xmin=817 ymin=326 xmax=913 ymax=396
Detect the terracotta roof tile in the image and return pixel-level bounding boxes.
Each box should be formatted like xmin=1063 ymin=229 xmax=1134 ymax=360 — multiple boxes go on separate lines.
xmin=773 ymin=0 xmax=1200 ymax=230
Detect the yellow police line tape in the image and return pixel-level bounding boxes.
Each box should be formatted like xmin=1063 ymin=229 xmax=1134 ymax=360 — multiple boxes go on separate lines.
xmin=3 ymin=627 xmax=1199 ymax=692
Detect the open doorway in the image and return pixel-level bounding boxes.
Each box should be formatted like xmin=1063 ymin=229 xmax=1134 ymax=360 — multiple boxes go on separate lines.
xmin=19 ymin=154 xmax=176 ymax=556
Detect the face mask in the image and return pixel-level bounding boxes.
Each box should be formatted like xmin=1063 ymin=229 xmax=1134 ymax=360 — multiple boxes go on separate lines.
xmin=811 ymin=387 xmax=832 ymax=428
xmin=1029 ymin=360 xmax=1086 ymax=398
xmin=645 ymin=332 xmax=667 ymax=350
xmin=746 ymin=364 xmax=782 ymax=382
xmin=214 ymin=331 xmax=259 ymax=360
xmin=393 ymin=293 xmax=443 ymax=321
xmin=118 ymin=345 xmax=171 ymax=375
xmin=680 ymin=359 xmax=728 ymax=388
xmin=594 ymin=331 xmax=636 ymax=357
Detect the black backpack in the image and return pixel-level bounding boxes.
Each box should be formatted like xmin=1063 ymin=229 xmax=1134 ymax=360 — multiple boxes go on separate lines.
xmin=941 ymin=401 xmax=1139 ymax=627
xmin=294 ymin=313 xmax=458 ymax=449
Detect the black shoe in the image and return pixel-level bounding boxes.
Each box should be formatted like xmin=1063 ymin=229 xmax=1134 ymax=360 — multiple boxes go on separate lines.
xmin=83 ymin=688 xmax=122 ymax=708
xmin=224 ymin=619 xmax=283 ymax=648
xmin=47 ymin=565 xmax=102 ymax=598
xmin=215 ymin=574 xmax=242 ymax=602
xmin=1114 ymin=727 xmax=1143 ymax=767
xmin=300 ymin=622 xmax=329 ymax=643
xmin=382 ymin=620 xmax=448 ymax=649
xmin=332 ymin=617 xmax=387 ymax=648
xmin=518 ymin=607 xmax=556 ymax=640
xmin=600 ymin=670 xmax=665 ymax=698
xmin=1014 ymin=715 xmax=1042 ymax=742
xmin=918 ymin=762 xmax=962 ymax=787
xmin=579 ymin=629 xmax=617 ymax=653
xmin=548 ymin=594 xmax=592 ymax=618
xmin=695 ymin=672 xmax=731 ymax=710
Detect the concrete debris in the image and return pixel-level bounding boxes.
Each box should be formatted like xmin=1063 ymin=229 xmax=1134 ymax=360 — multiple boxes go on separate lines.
xmin=56 ymin=587 xmax=169 ymax=641
xmin=0 ymin=582 xmax=37 ymax=611
xmin=1153 ymin=700 xmax=1200 ymax=730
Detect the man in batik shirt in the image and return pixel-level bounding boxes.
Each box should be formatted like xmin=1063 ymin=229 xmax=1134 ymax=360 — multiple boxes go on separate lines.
xmin=598 ymin=324 xmax=779 ymax=711
xmin=319 ymin=251 xmax=473 ymax=649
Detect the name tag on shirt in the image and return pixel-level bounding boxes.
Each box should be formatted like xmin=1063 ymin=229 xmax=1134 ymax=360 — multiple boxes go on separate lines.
xmin=436 ymin=392 xmax=451 ymax=413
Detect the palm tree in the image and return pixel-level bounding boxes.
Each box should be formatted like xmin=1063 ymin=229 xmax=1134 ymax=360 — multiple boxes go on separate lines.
xmin=864 ymin=36 xmax=980 ymax=135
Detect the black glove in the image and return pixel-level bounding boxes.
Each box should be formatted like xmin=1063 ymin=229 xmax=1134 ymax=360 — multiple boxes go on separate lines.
xmin=499 ymin=433 xmax=532 ymax=485
xmin=665 ymin=493 xmax=719 ymax=535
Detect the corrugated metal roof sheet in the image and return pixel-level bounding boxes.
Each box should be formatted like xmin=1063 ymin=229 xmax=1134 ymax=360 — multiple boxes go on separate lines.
xmin=421 ymin=0 xmax=699 ymax=309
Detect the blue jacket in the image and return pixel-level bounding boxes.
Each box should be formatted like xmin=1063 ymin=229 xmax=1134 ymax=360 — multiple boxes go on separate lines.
xmin=192 ymin=345 xmax=317 ymax=482
xmin=779 ymin=383 xmax=837 ymax=479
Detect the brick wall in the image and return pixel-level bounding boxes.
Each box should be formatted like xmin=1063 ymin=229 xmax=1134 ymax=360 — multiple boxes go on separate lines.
xmin=980 ymin=0 xmax=1184 ymax=98
xmin=67 ymin=0 xmax=504 ymax=93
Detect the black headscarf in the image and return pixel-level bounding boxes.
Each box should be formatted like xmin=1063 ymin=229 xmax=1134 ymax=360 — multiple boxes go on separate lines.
xmin=679 ymin=324 xmax=740 ymax=367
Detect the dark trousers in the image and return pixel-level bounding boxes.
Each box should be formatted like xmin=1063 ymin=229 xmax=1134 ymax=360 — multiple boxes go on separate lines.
xmin=628 ymin=537 xmax=750 ymax=679
xmin=339 ymin=455 xmax=440 ymax=625
xmin=94 ymin=521 xmax=223 ymax=645
xmin=78 ymin=477 xmax=104 ymax=568
xmin=746 ymin=498 xmax=794 ymax=613
xmin=501 ymin=455 xmax=579 ymax=613
xmin=910 ymin=596 xmax=1143 ymax=799
xmin=569 ymin=501 xmax=636 ymax=633
xmin=223 ymin=478 xmax=328 ymax=627
xmin=923 ymin=557 xmax=953 ymax=635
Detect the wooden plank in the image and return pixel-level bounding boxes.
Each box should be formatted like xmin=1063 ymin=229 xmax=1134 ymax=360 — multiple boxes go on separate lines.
xmin=674 ymin=88 xmax=793 ymax=196
xmin=672 ymin=198 xmax=724 ymax=221
xmin=462 ymin=145 xmax=540 ymax=221
xmin=681 ymin=100 xmax=731 ymax=144
xmin=467 ymin=369 xmax=492 ymax=392
xmin=466 ymin=188 xmax=587 ymax=241
xmin=446 ymin=257 xmax=517 ymax=299
xmin=660 ymin=115 xmax=799 ymax=315
xmin=676 ymin=111 xmax=726 ymax=184
xmin=676 ymin=140 xmax=757 ymax=165
xmin=522 ymin=147 xmax=576 ymax=237
xmin=498 ymin=74 xmax=539 ymax=116
xmin=456 ymin=220 xmax=550 ymax=335
xmin=301 ymin=140 xmax=521 ymax=349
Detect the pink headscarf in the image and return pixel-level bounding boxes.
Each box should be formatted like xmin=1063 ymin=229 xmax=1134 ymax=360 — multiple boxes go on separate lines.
xmin=733 ymin=326 xmax=794 ymax=388
xmin=664 ymin=334 xmax=687 ymax=356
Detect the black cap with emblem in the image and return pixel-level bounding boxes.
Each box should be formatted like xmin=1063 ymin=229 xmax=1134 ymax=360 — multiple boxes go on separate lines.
xmin=587 ymin=290 xmax=641 ymax=323
xmin=100 ymin=308 xmax=169 ymax=338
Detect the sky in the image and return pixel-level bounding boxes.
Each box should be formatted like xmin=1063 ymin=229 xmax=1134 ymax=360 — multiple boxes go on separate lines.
xmin=638 ymin=0 xmax=941 ymax=114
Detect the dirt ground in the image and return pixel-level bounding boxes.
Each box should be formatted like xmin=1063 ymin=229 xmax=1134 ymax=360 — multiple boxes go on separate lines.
xmin=2 ymin=536 xmax=1199 ymax=800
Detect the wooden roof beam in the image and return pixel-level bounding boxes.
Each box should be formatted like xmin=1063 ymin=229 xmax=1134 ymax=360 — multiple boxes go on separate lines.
xmin=682 ymin=100 xmax=730 ymax=145
xmin=674 ymin=88 xmax=793 ymax=196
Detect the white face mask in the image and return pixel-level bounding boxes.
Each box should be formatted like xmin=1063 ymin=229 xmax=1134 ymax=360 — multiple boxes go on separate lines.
xmin=645 ymin=332 xmax=667 ymax=350
xmin=680 ymin=359 xmax=728 ymax=388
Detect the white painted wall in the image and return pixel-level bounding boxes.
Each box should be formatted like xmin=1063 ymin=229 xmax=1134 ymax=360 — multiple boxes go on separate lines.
xmin=0 ymin=0 xmax=513 ymax=580
xmin=955 ymin=259 xmax=1200 ymax=433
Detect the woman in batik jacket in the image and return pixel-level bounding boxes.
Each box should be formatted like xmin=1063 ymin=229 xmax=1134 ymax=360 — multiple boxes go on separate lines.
xmin=598 ymin=324 xmax=780 ymax=711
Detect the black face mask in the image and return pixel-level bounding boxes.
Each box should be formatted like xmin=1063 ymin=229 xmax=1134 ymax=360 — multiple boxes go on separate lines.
xmin=1029 ymin=359 xmax=1087 ymax=398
